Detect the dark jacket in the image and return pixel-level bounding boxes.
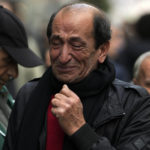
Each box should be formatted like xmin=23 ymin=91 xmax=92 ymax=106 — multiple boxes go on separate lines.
xmin=3 ymin=79 xmax=150 ymax=150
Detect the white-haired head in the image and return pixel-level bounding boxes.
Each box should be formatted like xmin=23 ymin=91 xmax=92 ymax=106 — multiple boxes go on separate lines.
xmin=133 ymin=51 xmax=150 ymax=79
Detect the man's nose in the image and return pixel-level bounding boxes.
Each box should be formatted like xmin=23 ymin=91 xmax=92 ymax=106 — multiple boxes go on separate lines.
xmin=7 ymin=63 xmax=18 ymax=79
xmin=59 ymin=45 xmax=71 ymax=64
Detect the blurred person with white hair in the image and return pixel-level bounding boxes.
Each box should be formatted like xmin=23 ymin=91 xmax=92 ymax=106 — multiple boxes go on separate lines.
xmin=133 ymin=51 xmax=150 ymax=93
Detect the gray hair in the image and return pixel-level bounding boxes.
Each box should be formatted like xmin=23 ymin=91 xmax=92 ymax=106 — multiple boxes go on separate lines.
xmin=133 ymin=51 xmax=150 ymax=79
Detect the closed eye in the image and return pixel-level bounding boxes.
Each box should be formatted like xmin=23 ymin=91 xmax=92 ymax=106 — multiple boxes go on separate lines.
xmin=50 ymin=35 xmax=63 ymax=49
xmin=69 ymin=37 xmax=86 ymax=50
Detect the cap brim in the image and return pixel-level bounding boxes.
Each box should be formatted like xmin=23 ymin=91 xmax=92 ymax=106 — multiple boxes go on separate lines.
xmin=3 ymin=46 xmax=44 ymax=67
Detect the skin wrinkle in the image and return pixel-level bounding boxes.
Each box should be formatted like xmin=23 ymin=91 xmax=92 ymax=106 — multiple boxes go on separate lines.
xmin=50 ymin=8 xmax=107 ymax=83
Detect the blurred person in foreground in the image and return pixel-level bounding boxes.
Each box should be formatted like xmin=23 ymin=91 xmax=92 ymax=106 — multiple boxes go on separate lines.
xmin=3 ymin=2 xmax=150 ymax=150
xmin=0 ymin=6 xmax=43 ymax=149
xmin=0 ymin=0 xmax=45 ymax=97
xmin=133 ymin=51 xmax=150 ymax=94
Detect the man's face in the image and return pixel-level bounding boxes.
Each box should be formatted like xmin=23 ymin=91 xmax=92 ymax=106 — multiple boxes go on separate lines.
xmin=49 ymin=10 xmax=107 ymax=83
xmin=135 ymin=58 xmax=150 ymax=94
xmin=0 ymin=49 xmax=18 ymax=89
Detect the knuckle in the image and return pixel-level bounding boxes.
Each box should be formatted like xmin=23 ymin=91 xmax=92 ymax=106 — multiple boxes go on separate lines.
xmin=51 ymin=108 xmax=55 ymax=114
xmin=65 ymin=103 xmax=71 ymax=110
xmin=55 ymin=93 xmax=59 ymax=98
xmin=59 ymin=108 xmax=65 ymax=116
xmin=72 ymin=98 xmax=79 ymax=105
xmin=51 ymin=99 xmax=56 ymax=105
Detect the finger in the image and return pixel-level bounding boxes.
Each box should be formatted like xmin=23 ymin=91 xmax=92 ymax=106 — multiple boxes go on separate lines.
xmin=51 ymin=106 xmax=65 ymax=118
xmin=60 ymin=84 xmax=79 ymax=99
xmin=51 ymin=107 xmax=59 ymax=118
xmin=51 ymin=98 xmax=59 ymax=107
xmin=54 ymin=93 xmax=72 ymax=105
xmin=54 ymin=93 xmax=67 ymax=101
xmin=51 ymin=97 xmax=71 ymax=108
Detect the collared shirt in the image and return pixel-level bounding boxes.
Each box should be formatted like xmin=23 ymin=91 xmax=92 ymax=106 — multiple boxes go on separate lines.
xmin=0 ymin=85 xmax=14 ymax=150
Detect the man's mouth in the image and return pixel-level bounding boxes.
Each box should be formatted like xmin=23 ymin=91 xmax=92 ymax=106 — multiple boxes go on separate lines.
xmin=56 ymin=65 xmax=77 ymax=73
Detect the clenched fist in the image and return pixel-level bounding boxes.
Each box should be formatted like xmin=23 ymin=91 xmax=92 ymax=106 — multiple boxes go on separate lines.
xmin=51 ymin=84 xmax=86 ymax=135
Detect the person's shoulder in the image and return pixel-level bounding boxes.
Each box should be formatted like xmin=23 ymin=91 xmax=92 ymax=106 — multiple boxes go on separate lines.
xmin=111 ymin=79 xmax=149 ymax=97
xmin=109 ymin=79 xmax=150 ymax=112
xmin=26 ymin=77 xmax=41 ymax=85
xmin=20 ymin=77 xmax=40 ymax=91
xmin=15 ymin=78 xmax=41 ymax=103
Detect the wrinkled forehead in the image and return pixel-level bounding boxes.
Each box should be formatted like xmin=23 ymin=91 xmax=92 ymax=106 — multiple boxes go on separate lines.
xmin=56 ymin=4 xmax=95 ymax=19
xmin=52 ymin=5 xmax=95 ymax=32
xmin=53 ymin=3 xmax=104 ymax=27
xmin=57 ymin=3 xmax=100 ymax=17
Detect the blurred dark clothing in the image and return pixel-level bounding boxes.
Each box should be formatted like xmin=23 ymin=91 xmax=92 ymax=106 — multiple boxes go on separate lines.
xmin=116 ymin=38 xmax=150 ymax=81
xmin=6 ymin=80 xmax=17 ymax=98
xmin=116 ymin=13 xmax=150 ymax=81
xmin=110 ymin=59 xmax=130 ymax=82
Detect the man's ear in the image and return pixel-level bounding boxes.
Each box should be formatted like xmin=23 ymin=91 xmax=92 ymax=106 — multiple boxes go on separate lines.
xmin=98 ymin=41 xmax=110 ymax=63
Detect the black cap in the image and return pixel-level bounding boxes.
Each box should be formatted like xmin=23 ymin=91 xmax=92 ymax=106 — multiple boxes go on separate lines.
xmin=0 ymin=6 xmax=43 ymax=67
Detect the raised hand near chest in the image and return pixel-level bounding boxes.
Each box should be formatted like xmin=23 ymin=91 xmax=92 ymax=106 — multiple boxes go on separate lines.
xmin=51 ymin=84 xmax=86 ymax=135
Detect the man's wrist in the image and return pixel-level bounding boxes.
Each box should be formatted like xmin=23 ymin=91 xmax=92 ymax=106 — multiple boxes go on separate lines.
xmin=69 ymin=123 xmax=99 ymax=150
xmin=66 ymin=121 xmax=86 ymax=136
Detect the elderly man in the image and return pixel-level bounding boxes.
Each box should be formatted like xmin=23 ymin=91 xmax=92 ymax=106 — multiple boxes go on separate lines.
xmin=3 ymin=3 xmax=150 ymax=150
xmin=0 ymin=6 xmax=43 ymax=150
xmin=133 ymin=51 xmax=150 ymax=94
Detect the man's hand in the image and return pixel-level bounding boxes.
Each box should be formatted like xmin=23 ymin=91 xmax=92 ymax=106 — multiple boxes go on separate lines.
xmin=51 ymin=84 xmax=86 ymax=135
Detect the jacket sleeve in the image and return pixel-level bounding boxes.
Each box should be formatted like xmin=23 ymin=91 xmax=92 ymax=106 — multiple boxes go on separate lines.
xmin=70 ymin=123 xmax=116 ymax=150
xmin=69 ymin=96 xmax=150 ymax=150
xmin=3 ymin=81 xmax=37 ymax=150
